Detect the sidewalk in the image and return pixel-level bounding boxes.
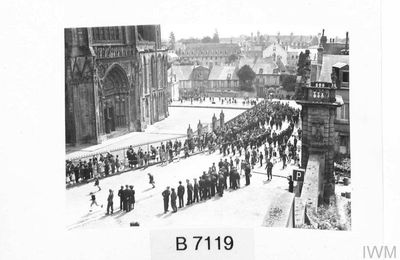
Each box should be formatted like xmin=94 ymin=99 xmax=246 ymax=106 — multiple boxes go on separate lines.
xmin=66 ymin=132 xmax=185 ymax=160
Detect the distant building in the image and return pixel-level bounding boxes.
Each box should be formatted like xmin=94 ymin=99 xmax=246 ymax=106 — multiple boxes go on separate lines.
xmin=243 ymin=45 xmax=264 ymax=59
xmin=263 ymin=43 xmax=288 ymax=66
xmin=65 ymin=25 xmax=168 ymax=145
xmin=169 ymin=65 xmax=194 ymax=98
xmin=207 ymin=65 xmax=240 ymax=96
xmin=191 ymin=65 xmax=211 ymax=95
xmin=252 ymin=58 xmax=281 ymax=98
xmin=265 ymin=33 xmax=317 ymax=49
xmin=177 ymin=43 xmax=241 ymax=66
xmin=170 ymin=64 xmax=240 ymax=98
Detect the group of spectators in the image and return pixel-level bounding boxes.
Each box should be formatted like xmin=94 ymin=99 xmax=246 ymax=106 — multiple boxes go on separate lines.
xmin=66 ymin=137 xmax=196 ymax=186
xmin=177 ymin=95 xmax=258 ymax=107
xmin=66 ymin=152 xmax=123 ymax=185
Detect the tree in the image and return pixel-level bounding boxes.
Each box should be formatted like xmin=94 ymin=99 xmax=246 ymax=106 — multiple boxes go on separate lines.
xmin=168 ymin=32 xmax=176 ymax=50
xmin=280 ymin=74 xmax=297 ymax=92
xmin=295 ymin=50 xmax=311 ymax=99
xmin=212 ymin=29 xmax=220 ymax=43
xmin=201 ymin=36 xmax=213 ymax=43
xmin=237 ymin=65 xmax=256 ymax=92
xmin=227 ymin=54 xmax=239 ymax=64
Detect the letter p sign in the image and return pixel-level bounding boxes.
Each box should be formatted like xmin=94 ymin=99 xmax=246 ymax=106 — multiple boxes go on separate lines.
xmin=293 ymin=169 xmax=305 ymax=181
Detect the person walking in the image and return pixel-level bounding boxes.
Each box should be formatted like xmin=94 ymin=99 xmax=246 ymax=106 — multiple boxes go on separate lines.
xmin=94 ymin=177 xmax=101 ymax=191
xmin=266 ymin=159 xmax=274 ymax=181
xmin=162 ymin=187 xmax=170 ymax=213
xmin=170 ymin=188 xmax=177 ymax=213
xmin=259 ymin=152 xmax=264 ymax=167
xmin=106 ymin=189 xmax=114 ymax=215
xmin=177 ymin=181 xmax=185 ymax=208
xmin=148 ymin=173 xmax=155 ymax=188
xmin=282 ymin=153 xmax=287 ymax=169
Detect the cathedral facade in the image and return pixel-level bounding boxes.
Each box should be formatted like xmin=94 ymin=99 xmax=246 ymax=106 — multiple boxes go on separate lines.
xmin=65 ymin=25 xmax=168 ymax=145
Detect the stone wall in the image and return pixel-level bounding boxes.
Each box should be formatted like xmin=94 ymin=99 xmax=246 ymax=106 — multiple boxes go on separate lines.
xmin=263 ymin=192 xmax=295 ymax=228
xmin=294 ymin=154 xmax=322 ymax=227
xmin=300 ymin=105 xmax=337 ymax=201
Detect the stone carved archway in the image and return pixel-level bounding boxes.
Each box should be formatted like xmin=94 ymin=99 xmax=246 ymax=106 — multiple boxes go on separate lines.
xmin=101 ymin=64 xmax=131 ymax=134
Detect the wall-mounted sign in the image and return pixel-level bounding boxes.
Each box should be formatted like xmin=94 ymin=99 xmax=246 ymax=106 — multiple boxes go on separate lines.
xmin=293 ymin=169 xmax=305 ymax=181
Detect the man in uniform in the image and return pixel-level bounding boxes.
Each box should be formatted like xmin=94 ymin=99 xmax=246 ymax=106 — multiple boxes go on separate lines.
xmin=244 ymin=164 xmax=251 ymax=186
xmin=118 ymin=186 xmax=124 ymax=211
xmin=210 ymin=173 xmax=217 ymax=197
xmin=199 ymin=175 xmax=205 ymax=201
xmin=162 ymin=186 xmax=170 ymax=214
xmin=193 ymin=178 xmax=199 ymax=203
xmin=218 ymin=159 xmax=224 ymax=170
xmin=218 ymin=172 xmax=225 ymax=196
xmin=170 ymin=188 xmax=177 ymax=213
xmin=124 ymin=184 xmax=130 ymax=212
xmin=129 ymin=185 xmax=135 ymax=210
xmin=177 ymin=181 xmax=185 ymax=208
xmin=186 ymin=179 xmax=193 ymax=205
xmin=266 ymin=159 xmax=274 ymax=181
xmin=287 ymin=176 xmax=294 ymax=193
xmin=106 ymin=189 xmax=114 ymax=215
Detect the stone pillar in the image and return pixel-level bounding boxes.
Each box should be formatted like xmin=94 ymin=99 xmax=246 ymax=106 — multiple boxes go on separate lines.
xmin=197 ymin=120 xmax=203 ymax=136
xmin=296 ymin=82 xmax=343 ymax=204
xmin=219 ymin=110 xmax=225 ymax=128
xmin=212 ymin=114 xmax=217 ymax=132
xmin=187 ymin=124 xmax=193 ymax=139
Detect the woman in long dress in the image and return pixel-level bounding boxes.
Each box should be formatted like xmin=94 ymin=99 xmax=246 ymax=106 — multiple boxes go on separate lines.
xmin=115 ymin=155 xmax=121 ymax=172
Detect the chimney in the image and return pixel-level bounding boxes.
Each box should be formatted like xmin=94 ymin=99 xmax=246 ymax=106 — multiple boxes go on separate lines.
xmin=345 ymin=32 xmax=349 ymax=51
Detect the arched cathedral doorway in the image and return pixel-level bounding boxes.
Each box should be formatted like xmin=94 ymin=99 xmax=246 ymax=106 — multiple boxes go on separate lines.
xmin=102 ymin=65 xmax=130 ymax=134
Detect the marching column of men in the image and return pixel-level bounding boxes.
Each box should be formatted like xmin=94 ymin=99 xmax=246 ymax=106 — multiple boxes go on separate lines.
xmin=85 ymin=100 xmax=300 ymax=217
xmin=161 ymin=159 xmax=253 ymax=214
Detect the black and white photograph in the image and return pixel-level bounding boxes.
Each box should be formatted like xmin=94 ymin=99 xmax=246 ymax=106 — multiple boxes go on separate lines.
xmin=2 ymin=0 xmax=397 ymax=259
xmin=65 ymin=24 xmax=351 ymax=231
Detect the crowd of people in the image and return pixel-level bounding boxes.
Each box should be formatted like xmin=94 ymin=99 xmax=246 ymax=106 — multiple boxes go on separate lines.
xmin=65 ymin=138 xmax=199 ymax=186
xmin=70 ymin=99 xmax=302 ymax=218
xmin=65 ymin=97 xmax=266 ymax=186
xmin=159 ymin=100 xmax=301 ymax=214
